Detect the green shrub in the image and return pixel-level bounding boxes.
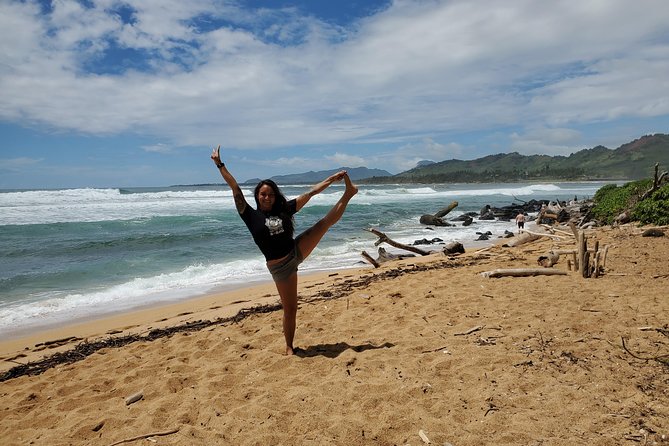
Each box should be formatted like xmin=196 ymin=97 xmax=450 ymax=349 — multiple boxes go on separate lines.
xmin=592 ymin=179 xmax=652 ymax=224
xmin=632 ymin=183 xmax=669 ymax=225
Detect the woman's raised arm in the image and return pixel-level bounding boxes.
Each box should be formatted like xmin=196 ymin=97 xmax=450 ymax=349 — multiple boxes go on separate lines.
xmin=211 ymin=145 xmax=248 ymax=214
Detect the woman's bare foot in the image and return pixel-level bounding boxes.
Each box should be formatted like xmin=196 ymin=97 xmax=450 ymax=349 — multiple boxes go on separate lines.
xmin=285 ymin=346 xmax=294 ymax=356
xmin=343 ymin=173 xmax=358 ymax=198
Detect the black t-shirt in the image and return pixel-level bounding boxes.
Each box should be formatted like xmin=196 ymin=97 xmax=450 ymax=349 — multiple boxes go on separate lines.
xmin=240 ymin=199 xmax=297 ymax=260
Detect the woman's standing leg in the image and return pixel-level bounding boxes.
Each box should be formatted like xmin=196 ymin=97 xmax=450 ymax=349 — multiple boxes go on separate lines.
xmin=296 ymin=174 xmax=358 ymax=259
xmin=274 ymin=272 xmax=298 ymax=355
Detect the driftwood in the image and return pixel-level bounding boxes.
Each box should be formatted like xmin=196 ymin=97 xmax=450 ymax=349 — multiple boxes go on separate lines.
xmin=366 ymin=228 xmax=430 ymax=256
xmin=109 ymin=428 xmax=180 ymax=446
xmin=420 ymin=201 xmax=458 ymax=226
xmin=519 ymin=229 xmax=565 ymax=240
xmin=481 ymin=268 xmax=568 ymax=278
xmin=361 ymin=247 xmax=415 ymax=268
xmin=639 ymin=162 xmax=668 ymax=201
xmin=537 ymin=251 xmax=559 ymax=267
xmin=501 ymin=232 xmax=541 ymax=247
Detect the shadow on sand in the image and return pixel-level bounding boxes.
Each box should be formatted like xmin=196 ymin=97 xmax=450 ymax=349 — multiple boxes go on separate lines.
xmin=294 ymin=342 xmax=395 ymax=358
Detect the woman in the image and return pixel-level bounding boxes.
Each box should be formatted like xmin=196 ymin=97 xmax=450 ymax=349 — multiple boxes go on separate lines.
xmin=211 ymin=145 xmax=358 ymax=355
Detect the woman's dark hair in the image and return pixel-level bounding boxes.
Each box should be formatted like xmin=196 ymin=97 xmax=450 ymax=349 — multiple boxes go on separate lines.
xmin=254 ymin=179 xmax=294 ymax=236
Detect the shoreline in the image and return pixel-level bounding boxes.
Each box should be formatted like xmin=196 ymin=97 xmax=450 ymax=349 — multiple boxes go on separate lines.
xmin=0 ymin=234 xmax=495 ymax=358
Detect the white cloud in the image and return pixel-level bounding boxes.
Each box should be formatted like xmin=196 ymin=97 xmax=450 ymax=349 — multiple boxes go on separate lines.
xmin=0 ymin=157 xmax=43 ymax=168
xmin=141 ymin=143 xmax=172 ymax=153
xmin=510 ymin=128 xmax=583 ymax=156
xmin=325 ymin=152 xmax=366 ymax=168
xmin=1 ymin=0 xmax=668 ymax=163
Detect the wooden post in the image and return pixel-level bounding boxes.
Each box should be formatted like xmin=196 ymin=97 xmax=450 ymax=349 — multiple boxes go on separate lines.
xmin=582 ymin=250 xmax=590 ymax=278
xmin=592 ymin=240 xmax=600 ymax=278
xmin=578 ymin=231 xmax=585 ymax=277
xmin=601 ymin=245 xmax=609 ymax=269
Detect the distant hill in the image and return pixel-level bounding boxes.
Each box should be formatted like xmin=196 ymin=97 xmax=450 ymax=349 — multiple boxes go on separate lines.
xmin=363 ymin=133 xmax=669 ymax=183
xmin=244 ymin=166 xmax=392 ymax=185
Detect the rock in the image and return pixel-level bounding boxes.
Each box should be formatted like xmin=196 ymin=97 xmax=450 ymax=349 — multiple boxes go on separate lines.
xmin=442 ymin=241 xmax=465 ymax=254
xmin=642 ymin=228 xmax=665 ymax=237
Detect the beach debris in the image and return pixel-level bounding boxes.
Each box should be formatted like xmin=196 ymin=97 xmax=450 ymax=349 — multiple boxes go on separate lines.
xmin=537 ymin=251 xmax=560 ymax=267
xmin=413 ymin=237 xmax=444 ymax=245
xmin=34 ymin=336 xmax=82 ymax=351
xmin=501 ymin=232 xmax=541 ymax=247
xmin=362 ymin=228 xmax=430 ymax=267
xmin=480 ymin=268 xmax=568 ymax=278
xmin=621 ymin=337 xmax=669 ymax=366
xmin=366 ymin=228 xmax=431 ymax=255
xmin=418 ymin=429 xmax=431 ymax=444
xmin=124 ymin=391 xmax=144 ymax=405
xmin=454 ymin=325 xmax=484 ymax=336
xmin=642 ymin=228 xmax=665 ymax=237
xmin=92 ymin=420 xmax=105 ymax=432
xmin=362 ymin=247 xmax=416 ymax=268
xmin=108 ymin=427 xmax=180 ymax=446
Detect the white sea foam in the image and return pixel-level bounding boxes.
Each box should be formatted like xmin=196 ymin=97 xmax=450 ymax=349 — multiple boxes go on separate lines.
xmin=0 ymin=257 xmax=270 ymax=336
xmin=0 ymin=181 xmax=608 ymax=336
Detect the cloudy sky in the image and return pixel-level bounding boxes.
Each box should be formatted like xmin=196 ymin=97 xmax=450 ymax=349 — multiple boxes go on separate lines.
xmin=1 ymin=0 xmax=668 ymax=188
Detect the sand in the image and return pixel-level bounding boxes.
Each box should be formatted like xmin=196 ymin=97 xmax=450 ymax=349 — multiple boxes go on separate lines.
xmin=1 ymin=224 xmax=668 ymax=445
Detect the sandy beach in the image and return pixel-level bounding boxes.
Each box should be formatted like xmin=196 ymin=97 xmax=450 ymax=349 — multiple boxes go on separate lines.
xmin=1 ymin=224 xmax=667 ymax=445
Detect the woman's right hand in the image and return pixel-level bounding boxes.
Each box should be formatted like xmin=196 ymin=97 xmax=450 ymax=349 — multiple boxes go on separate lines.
xmin=329 ymin=170 xmax=346 ymax=182
xmin=211 ymin=145 xmax=222 ymax=165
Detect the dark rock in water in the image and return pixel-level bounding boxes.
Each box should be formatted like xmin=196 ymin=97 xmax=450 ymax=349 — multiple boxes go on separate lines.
xmin=642 ymin=228 xmax=665 ymax=237
xmin=413 ymin=237 xmax=444 ymax=245
xmin=504 ymin=230 xmax=515 ymax=238
xmin=462 ymin=216 xmax=473 ymax=226
xmin=475 ymin=233 xmax=490 ymax=241
xmin=452 ymin=212 xmax=478 ymax=221
xmin=479 ymin=211 xmax=496 ymax=220
xmin=476 ymin=231 xmax=493 ymax=236
xmin=443 ymin=241 xmax=465 ymax=254
xmin=419 ymin=214 xmax=452 ymax=226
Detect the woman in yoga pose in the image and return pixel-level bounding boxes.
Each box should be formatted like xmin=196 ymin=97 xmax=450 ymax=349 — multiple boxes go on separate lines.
xmin=211 ymin=145 xmax=358 ymax=355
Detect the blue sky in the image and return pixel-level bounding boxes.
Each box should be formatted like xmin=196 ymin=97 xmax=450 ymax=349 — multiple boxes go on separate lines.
xmin=1 ymin=0 xmax=669 ymax=189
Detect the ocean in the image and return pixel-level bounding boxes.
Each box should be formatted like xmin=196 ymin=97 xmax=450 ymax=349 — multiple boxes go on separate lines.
xmin=0 ymin=181 xmax=607 ymax=338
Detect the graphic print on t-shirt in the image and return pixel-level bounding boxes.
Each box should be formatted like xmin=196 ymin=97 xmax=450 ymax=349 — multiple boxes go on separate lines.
xmin=265 ymin=216 xmax=284 ymax=236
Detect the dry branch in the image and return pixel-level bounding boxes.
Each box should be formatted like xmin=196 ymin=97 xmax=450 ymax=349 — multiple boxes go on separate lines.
xmin=366 ymin=228 xmax=430 ymax=256
xmin=481 ymin=268 xmax=568 ymax=278
xmin=109 ymin=428 xmax=180 ymax=446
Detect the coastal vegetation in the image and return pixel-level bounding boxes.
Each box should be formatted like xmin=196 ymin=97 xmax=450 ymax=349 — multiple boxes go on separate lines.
xmin=592 ymin=166 xmax=669 ymax=225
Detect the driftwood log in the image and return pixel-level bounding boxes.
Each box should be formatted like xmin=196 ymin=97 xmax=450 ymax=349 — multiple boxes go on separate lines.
xmin=501 ymin=232 xmax=541 ymax=247
xmin=366 ymin=228 xmax=430 ymax=255
xmin=481 ymin=268 xmax=568 ymax=278
xmin=362 ymin=228 xmax=430 ymax=267
xmin=640 ymin=162 xmax=668 ymax=201
xmin=537 ymin=251 xmax=559 ymax=267
xmin=419 ymin=201 xmax=458 ymax=226
xmin=361 ymin=247 xmax=415 ymax=268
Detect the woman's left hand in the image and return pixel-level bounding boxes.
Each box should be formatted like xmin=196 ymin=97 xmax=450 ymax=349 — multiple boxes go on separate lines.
xmin=211 ymin=145 xmax=222 ymax=165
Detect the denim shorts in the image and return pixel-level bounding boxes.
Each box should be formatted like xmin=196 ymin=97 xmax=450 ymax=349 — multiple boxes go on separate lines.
xmin=267 ymin=245 xmax=303 ymax=282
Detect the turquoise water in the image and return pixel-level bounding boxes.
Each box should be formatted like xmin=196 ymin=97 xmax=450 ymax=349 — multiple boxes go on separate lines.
xmin=0 ymin=181 xmax=606 ymax=335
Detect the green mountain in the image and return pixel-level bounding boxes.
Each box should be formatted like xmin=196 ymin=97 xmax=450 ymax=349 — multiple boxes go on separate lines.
xmin=244 ymin=166 xmax=392 ymax=185
xmin=365 ymin=133 xmax=669 ymax=183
